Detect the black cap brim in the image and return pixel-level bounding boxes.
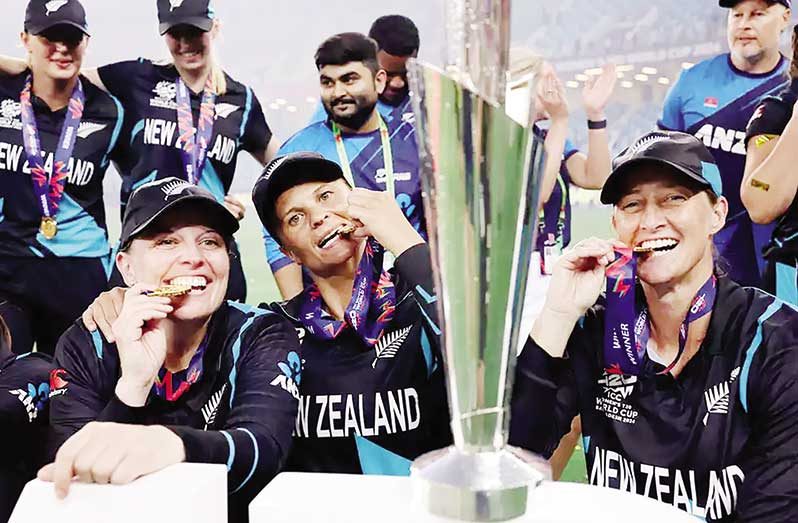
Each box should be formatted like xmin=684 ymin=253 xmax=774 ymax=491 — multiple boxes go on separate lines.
xmin=600 ymin=157 xmax=714 ymax=205
xmin=252 ymin=155 xmax=345 ymax=241
xmin=27 ymin=20 xmax=90 ymax=36
xmin=159 ymin=17 xmax=213 ymax=35
xmin=120 ymin=195 xmax=239 ymax=250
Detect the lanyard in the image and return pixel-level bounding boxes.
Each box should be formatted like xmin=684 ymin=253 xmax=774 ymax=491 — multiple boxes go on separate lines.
xmin=603 ymin=247 xmax=717 ymax=376
xmin=175 ymin=76 xmax=216 ymax=185
xmin=19 ymin=75 xmax=85 ymax=240
xmin=331 ymin=116 xmax=395 ymax=198
xmin=538 ymin=173 xmax=568 ymax=246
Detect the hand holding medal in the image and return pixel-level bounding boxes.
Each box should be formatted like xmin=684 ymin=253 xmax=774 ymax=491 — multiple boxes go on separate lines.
xmin=345 ymin=188 xmax=424 ymax=257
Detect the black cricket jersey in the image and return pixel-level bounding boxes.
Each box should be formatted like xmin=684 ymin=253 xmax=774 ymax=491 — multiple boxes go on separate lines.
xmin=510 ymin=276 xmax=798 ymax=522
xmin=0 ymin=349 xmax=52 ymax=521
xmin=263 ymin=243 xmax=452 ymax=475
xmin=0 ymin=71 xmax=123 ymax=259
xmin=50 ymin=301 xmax=300 ymax=523
xmin=745 ymin=78 xmax=798 ymax=302
xmin=97 ymin=59 xmax=271 ymax=210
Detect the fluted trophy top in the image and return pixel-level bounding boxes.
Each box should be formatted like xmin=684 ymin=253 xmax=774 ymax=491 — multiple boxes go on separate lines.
xmin=444 ymin=0 xmax=511 ymax=106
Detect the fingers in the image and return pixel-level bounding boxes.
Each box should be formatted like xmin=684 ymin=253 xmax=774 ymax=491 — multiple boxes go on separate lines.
xmin=563 ymin=237 xmax=617 ymax=269
xmin=224 ymin=195 xmax=246 ymax=220
xmin=49 ymin=424 xmax=93 ymax=498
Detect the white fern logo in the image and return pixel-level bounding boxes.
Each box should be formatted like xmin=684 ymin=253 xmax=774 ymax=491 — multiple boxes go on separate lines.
xmin=372 ymin=326 xmax=412 ymax=368
xmin=201 ymin=384 xmax=226 ymax=430
xmin=77 ymin=122 xmax=107 ymax=139
xmin=703 ymin=366 xmax=740 ymax=426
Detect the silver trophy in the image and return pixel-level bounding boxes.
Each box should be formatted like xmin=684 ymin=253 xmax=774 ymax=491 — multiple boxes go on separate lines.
xmin=408 ymin=0 xmax=551 ymax=520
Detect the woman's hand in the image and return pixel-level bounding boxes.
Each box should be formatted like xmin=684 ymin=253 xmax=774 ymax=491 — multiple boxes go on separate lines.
xmin=223 ymin=195 xmax=246 ymax=221
xmin=545 ymin=237 xmax=618 ymax=319
xmin=82 ymin=287 xmax=127 ymax=342
xmin=581 ymin=63 xmax=617 ymax=121
xmin=345 ymin=188 xmax=424 ymax=257
xmin=38 ymin=422 xmax=185 ymax=499
xmin=536 ymin=66 xmax=569 ymax=123
xmin=110 ymin=284 xmax=173 ymax=406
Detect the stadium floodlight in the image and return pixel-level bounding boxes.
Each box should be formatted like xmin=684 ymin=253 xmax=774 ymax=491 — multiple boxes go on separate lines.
xmin=641 ymin=67 xmax=658 ymax=75
xmin=566 ymin=80 xmax=580 ymax=88
xmin=634 ymin=73 xmax=649 ymax=82
xmin=658 ymin=77 xmax=671 ymax=85
xmin=616 ymin=64 xmax=635 ymax=72
xmin=621 ymin=80 xmax=634 ymax=88
xmin=575 ymin=73 xmax=589 ymax=82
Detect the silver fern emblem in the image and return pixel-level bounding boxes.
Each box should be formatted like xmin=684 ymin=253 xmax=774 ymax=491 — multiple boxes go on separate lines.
xmin=202 ymin=384 xmax=227 ymax=430
xmin=703 ymin=366 xmax=740 ymax=426
xmin=372 ymin=326 xmax=412 ymax=368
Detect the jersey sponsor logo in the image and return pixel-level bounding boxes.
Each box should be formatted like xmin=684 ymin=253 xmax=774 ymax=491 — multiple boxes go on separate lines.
xmin=694 ymin=124 xmax=747 ymax=156
xmin=9 ymin=382 xmax=50 ymax=422
xmin=201 ymin=383 xmax=226 ymax=430
xmin=703 ymin=96 xmax=719 ymax=109
xmin=76 ymin=121 xmax=108 ymax=139
xmin=294 ymin=387 xmax=421 ymax=438
xmin=401 ymin=111 xmax=415 ymax=124
xmin=45 ymin=0 xmax=69 ymax=16
xmin=702 ymin=366 xmax=740 ymax=426
xmin=48 ymin=368 xmax=68 ymax=398
xmin=0 ymin=143 xmax=97 ymax=186
xmin=372 ymin=325 xmax=412 ymax=368
xmin=375 ymin=169 xmax=412 ymax=184
xmin=270 ymin=351 xmax=302 ymax=400
xmin=215 ymin=103 xmax=240 ymax=119
xmin=0 ymin=99 xmax=22 ymax=130
xmin=596 ymin=371 xmax=639 ymax=424
xmin=150 ymin=81 xmax=178 ymax=110
xmin=589 ymin=445 xmax=744 ymax=520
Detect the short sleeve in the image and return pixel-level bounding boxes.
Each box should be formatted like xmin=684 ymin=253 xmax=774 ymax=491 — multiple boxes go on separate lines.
xmin=563 ymin=137 xmax=579 ymax=161
xmin=239 ymin=89 xmax=272 ymax=154
xmin=657 ymin=70 xmax=686 ymax=131
xmin=97 ymin=59 xmax=148 ymax=102
xmin=745 ymin=97 xmax=792 ymax=147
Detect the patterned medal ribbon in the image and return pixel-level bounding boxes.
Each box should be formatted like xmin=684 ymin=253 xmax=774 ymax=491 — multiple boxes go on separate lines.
xmin=331 ymin=116 xmax=396 ymax=198
xmin=175 ymin=76 xmax=216 ymax=185
xmin=603 ymin=247 xmax=716 ymax=376
xmin=19 ymin=75 xmax=85 ymax=239
xmin=152 ymin=332 xmax=209 ymax=402
xmin=299 ymin=238 xmax=396 ymax=346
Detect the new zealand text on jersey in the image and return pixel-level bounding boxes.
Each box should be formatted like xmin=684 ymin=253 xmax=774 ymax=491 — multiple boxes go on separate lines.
xmin=0 ymin=142 xmax=95 ymax=186
xmin=142 ymin=118 xmax=236 ymax=164
xmin=694 ymin=124 xmax=746 ymax=155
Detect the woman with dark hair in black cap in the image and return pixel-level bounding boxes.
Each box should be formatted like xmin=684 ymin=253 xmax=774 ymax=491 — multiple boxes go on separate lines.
xmin=510 ymin=131 xmax=798 ymax=521
xmin=0 ymin=0 xmax=124 ymax=355
xmin=0 ymin=0 xmax=278 ymax=302
xmin=41 ymin=178 xmax=299 ymax=523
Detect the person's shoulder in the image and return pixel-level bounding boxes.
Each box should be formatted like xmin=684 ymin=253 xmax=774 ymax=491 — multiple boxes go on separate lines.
xmin=221 ymin=300 xmax=296 ymax=337
xmin=279 ymin=121 xmax=331 ymax=152
xmin=259 ymin=298 xmax=302 ymax=325
xmin=80 ymin=74 xmax=123 ymax=113
xmin=716 ymin=278 xmax=798 ymax=347
xmin=55 ymin=320 xmax=118 ymax=371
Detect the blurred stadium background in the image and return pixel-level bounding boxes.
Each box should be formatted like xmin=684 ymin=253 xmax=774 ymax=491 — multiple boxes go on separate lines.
xmin=3 ymin=0 xmax=793 ymax=483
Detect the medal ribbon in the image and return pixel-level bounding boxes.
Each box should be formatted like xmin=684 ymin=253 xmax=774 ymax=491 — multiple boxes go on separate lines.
xmin=19 ymin=75 xmax=84 ymax=221
xmin=175 ymin=76 xmax=216 ymax=185
xmin=603 ymin=247 xmax=716 ymax=376
xmin=152 ymin=332 xmax=209 ymax=402
xmin=299 ymin=238 xmax=396 ymax=346
xmin=331 ymin=116 xmax=395 ymax=197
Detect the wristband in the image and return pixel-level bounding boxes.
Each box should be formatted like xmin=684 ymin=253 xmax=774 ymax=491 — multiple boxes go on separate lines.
xmin=587 ymin=119 xmax=607 ymax=130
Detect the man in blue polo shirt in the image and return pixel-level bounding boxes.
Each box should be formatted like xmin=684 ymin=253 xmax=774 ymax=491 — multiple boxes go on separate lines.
xmin=265 ymin=32 xmax=425 ymax=298
xmin=658 ymin=0 xmax=791 ymax=287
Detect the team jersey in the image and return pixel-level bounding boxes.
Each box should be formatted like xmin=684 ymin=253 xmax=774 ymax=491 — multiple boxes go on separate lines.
xmin=97 ymin=59 xmax=271 ymax=211
xmin=745 ymin=78 xmax=798 ymax=303
xmin=0 ymin=350 xmax=52 ymax=522
xmin=658 ymin=54 xmax=789 ymax=287
xmin=263 ymin=243 xmax=452 ymax=474
xmin=509 ymin=276 xmax=798 ymax=522
xmin=50 ymin=301 xmax=300 ymax=523
xmin=533 ymin=124 xmax=580 ymax=256
xmin=264 ymin=109 xmax=425 ymax=272
xmin=0 ymin=71 xmax=123 ymax=258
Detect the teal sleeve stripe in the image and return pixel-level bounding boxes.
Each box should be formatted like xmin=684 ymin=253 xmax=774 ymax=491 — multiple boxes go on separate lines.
xmin=221 ymin=430 xmax=235 ymax=471
xmin=739 ymin=301 xmax=783 ymax=413
xmin=232 ymin=428 xmax=259 ymax=493
xmin=239 ymin=85 xmax=253 ymax=138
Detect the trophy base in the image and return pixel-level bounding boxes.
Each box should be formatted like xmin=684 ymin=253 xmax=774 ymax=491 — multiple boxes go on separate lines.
xmin=411 ymin=445 xmax=551 ymax=521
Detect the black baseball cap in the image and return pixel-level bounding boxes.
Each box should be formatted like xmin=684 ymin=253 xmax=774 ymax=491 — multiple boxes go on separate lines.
xmin=24 ymin=0 xmax=90 ymax=36
xmin=119 ymin=177 xmax=238 ymax=250
xmin=252 ymin=152 xmax=347 ymax=243
xmin=719 ymin=0 xmax=790 ymax=8
xmin=157 ymin=0 xmax=215 ymax=35
xmin=600 ymin=131 xmax=723 ymax=205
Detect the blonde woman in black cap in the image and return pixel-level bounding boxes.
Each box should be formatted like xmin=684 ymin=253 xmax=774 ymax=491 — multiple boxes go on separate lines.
xmin=509 ymin=131 xmax=798 ymax=521
xmin=0 ymin=0 xmax=124 ymax=355
xmin=0 ymin=0 xmax=278 ymax=302
xmin=42 ymin=178 xmax=299 ymax=523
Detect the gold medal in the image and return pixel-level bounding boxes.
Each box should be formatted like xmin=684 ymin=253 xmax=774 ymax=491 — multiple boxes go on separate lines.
xmin=147 ymin=284 xmax=191 ymax=298
xmin=40 ymin=217 xmax=57 ymax=240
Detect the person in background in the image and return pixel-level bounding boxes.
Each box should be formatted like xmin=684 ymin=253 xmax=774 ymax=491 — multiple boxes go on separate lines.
xmin=741 ymin=25 xmax=798 ymax=305
xmin=266 ymin=33 xmax=425 ymax=299
xmin=658 ymin=0 xmax=792 ymax=288
xmin=0 ymin=0 xmax=124 ymax=355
